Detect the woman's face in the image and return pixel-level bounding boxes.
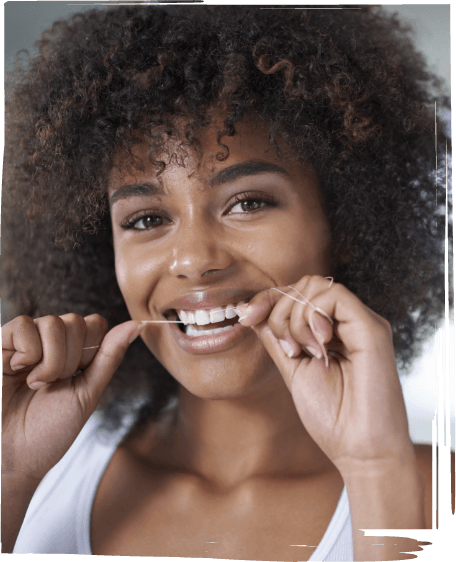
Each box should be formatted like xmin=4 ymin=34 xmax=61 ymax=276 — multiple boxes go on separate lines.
xmin=109 ymin=118 xmax=331 ymax=399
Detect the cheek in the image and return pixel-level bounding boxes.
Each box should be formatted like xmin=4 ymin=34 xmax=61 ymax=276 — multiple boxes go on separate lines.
xmin=114 ymin=243 xmax=157 ymax=312
xmin=248 ymin=218 xmax=331 ymax=286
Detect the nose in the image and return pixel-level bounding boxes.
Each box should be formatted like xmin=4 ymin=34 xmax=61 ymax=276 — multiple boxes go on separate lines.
xmin=168 ymin=220 xmax=234 ymax=281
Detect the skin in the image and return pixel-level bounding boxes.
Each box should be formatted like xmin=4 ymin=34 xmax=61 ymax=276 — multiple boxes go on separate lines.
xmin=110 ymin=118 xmax=332 ymax=402
xmin=2 ymin=116 xmax=453 ymax=559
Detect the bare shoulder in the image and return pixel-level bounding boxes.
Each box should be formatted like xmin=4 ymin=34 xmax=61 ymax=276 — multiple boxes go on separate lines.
xmin=413 ymin=443 xmax=455 ymax=528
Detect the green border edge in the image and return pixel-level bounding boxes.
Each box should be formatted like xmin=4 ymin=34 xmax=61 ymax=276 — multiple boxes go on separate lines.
xmin=0 ymin=0 xmax=456 ymax=562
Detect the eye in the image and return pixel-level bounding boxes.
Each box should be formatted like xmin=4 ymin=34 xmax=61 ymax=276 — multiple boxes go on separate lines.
xmin=228 ymin=192 xmax=276 ymax=214
xmin=121 ymin=212 xmax=170 ymax=230
xmin=230 ymin=199 xmax=266 ymax=213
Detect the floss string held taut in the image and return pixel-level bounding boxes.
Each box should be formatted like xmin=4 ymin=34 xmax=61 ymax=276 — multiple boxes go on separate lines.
xmin=81 ymin=306 xmax=243 ymax=349
xmin=83 ymin=279 xmax=335 ymax=351
xmin=139 ymin=306 xmax=243 ymax=325
xmin=271 ymin=284 xmax=334 ymax=367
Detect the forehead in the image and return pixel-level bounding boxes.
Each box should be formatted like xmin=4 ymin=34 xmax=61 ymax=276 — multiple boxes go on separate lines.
xmin=108 ymin=116 xmax=288 ymax=189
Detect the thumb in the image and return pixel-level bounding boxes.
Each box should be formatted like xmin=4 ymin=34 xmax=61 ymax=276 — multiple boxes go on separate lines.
xmin=250 ymin=321 xmax=305 ymax=391
xmin=74 ymin=320 xmax=144 ymax=412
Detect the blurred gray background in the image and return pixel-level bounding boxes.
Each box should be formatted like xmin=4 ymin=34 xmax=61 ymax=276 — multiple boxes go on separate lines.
xmin=5 ymin=3 xmax=451 ymax=94
xmin=2 ymin=3 xmax=454 ymax=447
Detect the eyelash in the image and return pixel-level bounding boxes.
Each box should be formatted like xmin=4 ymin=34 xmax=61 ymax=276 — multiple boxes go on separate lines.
xmin=120 ymin=191 xmax=276 ymax=231
xmin=229 ymin=191 xmax=276 ymax=214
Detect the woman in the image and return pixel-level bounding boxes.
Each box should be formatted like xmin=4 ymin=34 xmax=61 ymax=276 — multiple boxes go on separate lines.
xmin=2 ymin=5 xmax=452 ymax=560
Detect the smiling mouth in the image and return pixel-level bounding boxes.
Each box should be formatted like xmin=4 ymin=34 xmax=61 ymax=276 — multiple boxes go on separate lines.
xmin=164 ymin=301 xmax=246 ymax=337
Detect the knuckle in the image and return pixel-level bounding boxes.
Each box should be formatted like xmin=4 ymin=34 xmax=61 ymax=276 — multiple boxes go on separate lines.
xmin=379 ymin=316 xmax=393 ymax=336
xmin=296 ymin=275 xmax=311 ymax=291
xmin=65 ymin=312 xmax=86 ymax=328
xmin=13 ymin=315 xmax=35 ymax=330
xmin=42 ymin=315 xmax=65 ymax=331
xmin=86 ymin=314 xmax=109 ymax=334
xmin=364 ymin=312 xmax=392 ymax=341
xmin=331 ymin=282 xmax=344 ymax=295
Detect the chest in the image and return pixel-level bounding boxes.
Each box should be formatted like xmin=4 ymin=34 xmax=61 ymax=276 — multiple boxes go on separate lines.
xmin=91 ymin=447 xmax=344 ymax=560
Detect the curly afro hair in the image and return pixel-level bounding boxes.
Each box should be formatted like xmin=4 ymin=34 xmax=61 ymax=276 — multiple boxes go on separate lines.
xmin=2 ymin=4 xmax=450 ymax=432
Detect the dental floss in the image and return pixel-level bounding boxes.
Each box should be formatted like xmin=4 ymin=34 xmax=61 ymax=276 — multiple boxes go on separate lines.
xmin=140 ymin=320 xmax=184 ymax=324
xmin=270 ymin=288 xmax=312 ymax=310
xmin=140 ymin=306 xmax=244 ymax=324
xmin=286 ymin=286 xmax=334 ymax=325
xmin=286 ymin=286 xmax=331 ymax=368
xmin=83 ymin=283 xmax=334 ymax=347
xmin=271 ymin=286 xmax=333 ymax=368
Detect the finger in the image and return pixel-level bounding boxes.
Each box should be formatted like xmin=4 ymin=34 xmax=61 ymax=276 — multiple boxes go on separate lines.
xmin=268 ymin=278 xmax=335 ymax=366
xmin=25 ymin=316 xmax=67 ymax=387
xmin=286 ymin=279 xmax=338 ymax=367
xmin=267 ymin=288 xmax=332 ymax=366
xmin=79 ymin=314 xmax=109 ymax=367
xmin=261 ymin=287 xmax=309 ymax=358
xmin=289 ymin=298 xmax=333 ymax=349
xmin=59 ymin=314 xmax=87 ymax=380
xmin=290 ymin=278 xmax=386 ymax=356
xmin=72 ymin=320 xmax=145 ymax=413
xmin=2 ymin=316 xmax=43 ymax=374
xmin=236 ymin=277 xmax=319 ymax=327
xmin=235 ymin=288 xmax=284 ymax=326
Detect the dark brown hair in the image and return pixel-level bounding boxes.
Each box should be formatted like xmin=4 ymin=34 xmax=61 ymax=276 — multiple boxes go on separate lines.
xmin=2 ymin=5 xmax=450 ymax=432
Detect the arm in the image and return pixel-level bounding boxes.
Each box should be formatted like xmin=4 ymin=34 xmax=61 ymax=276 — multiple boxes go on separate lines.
xmin=346 ymin=444 xmax=455 ymax=560
xmin=237 ymin=276 xmax=435 ymax=561
xmin=343 ymin=450 xmax=426 ymax=561
xmin=1 ymin=473 xmax=40 ymax=553
xmin=2 ymin=314 xmax=143 ymax=553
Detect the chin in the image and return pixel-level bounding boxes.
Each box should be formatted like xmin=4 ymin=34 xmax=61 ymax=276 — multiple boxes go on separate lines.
xmin=166 ymin=350 xmax=279 ymax=402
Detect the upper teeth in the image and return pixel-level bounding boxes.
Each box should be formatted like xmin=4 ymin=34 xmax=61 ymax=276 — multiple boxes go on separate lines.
xmin=177 ymin=302 xmax=244 ymax=325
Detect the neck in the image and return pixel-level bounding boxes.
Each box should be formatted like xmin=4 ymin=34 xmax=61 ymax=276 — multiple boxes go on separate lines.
xmin=151 ymin=374 xmax=335 ymax=489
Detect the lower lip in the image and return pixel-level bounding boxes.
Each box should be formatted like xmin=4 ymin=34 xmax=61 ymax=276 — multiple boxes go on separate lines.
xmin=168 ymin=320 xmax=248 ymax=355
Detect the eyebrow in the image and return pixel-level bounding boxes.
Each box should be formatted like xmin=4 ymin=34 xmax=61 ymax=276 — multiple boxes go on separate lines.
xmin=109 ymin=160 xmax=290 ymax=206
xmin=209 ymin=160 xmax=290 ymax=187
xmin=109 ymin=182 xmax=164 ymax=206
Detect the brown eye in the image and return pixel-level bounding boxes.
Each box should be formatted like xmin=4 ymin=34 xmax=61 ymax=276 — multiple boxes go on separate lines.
xmin=240 ymin=200 xmax=264 ymax=212
xmin=230 ymin=199 xmax=266 ymax=214
xmin=227 ymin=191 xmax=276 ymax=215
xmin=133 ymin=215 xmax=167 ymax=229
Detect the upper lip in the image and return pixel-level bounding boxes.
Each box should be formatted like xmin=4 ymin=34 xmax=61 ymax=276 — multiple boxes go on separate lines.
xmin=159 ymin=288 xmax=259 ymax=315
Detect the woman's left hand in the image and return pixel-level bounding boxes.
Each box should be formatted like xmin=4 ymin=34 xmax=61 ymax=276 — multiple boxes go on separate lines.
xmin=236 ymin=275 xmax=414 ymax=477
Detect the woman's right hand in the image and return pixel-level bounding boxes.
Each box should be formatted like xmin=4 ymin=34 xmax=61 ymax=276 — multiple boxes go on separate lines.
xmin=2 ymin=313 xmax=144 ymax=486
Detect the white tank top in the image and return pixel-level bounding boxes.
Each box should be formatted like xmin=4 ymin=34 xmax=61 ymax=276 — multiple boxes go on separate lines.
xmin=13 ymin=412 xmax=353 ymax=560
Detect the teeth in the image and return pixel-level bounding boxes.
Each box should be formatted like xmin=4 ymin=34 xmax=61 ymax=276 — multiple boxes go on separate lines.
xmin=176 ymin=302 xmax=244 ymax=325
xmin=195 ymin=310 xmax=211 ymax=325
xmin=225 ymin=305 xmax=237 ymax=319
xmin=186 ymin=323 xmax=237 ymax=337
xmin=210 ymin=308 xmax=225 ymax=323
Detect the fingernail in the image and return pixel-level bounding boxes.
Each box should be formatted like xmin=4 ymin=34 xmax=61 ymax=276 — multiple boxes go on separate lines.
xmin=235 ymin=304 xmax=251 ymax=318
xmin=28 ymin=381 xmax=46 ymax=390
xmin=279 ymin=339 xmax=295 ymax=358
xmin=11 ymin=364 xmax=26 ymax=371
xmin=305 ymin=345 xmax=322 ymax=360
xmin=128 ymin=322 xmax=146 ymax=344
